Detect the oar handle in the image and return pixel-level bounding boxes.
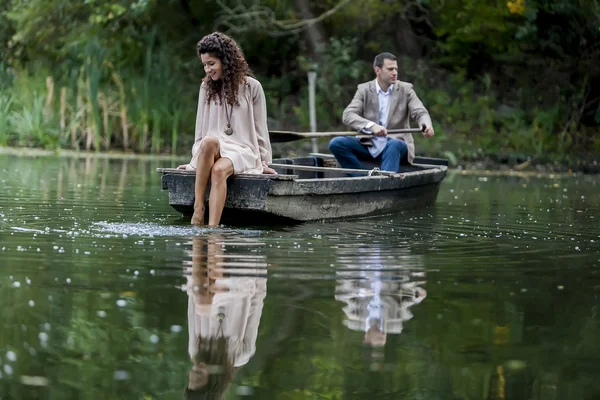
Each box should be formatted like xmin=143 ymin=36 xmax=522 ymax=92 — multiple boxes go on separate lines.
xmin=383 ymin=128 xmax=423 ymax=134
xmin=269 ymin=128 xmax=423 ymax=138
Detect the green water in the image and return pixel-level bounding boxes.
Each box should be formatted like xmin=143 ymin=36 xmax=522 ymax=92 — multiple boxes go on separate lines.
xmin=0 ymin=153 xmax=599 ymax=400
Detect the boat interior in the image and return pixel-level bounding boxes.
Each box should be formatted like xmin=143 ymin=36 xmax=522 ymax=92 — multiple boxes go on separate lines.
xmin=270 ymin=153 xmax=449 ymax=179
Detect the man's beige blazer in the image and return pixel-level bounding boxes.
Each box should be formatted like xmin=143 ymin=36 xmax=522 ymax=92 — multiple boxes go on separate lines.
xmin=342 ymin=79 xmax=432 ymax=164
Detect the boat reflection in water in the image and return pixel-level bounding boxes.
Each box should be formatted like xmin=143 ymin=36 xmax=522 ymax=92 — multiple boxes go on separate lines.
xmin=334 ymin=245 xmax=427 ymax=351
xmin=182 ymin=234 xmax=268 ymax=399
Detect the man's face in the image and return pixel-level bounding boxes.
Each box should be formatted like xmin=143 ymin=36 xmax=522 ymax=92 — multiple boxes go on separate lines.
xmin=375 ymin=59 xmax=398 ymax=86
xmin=364 ymin=328 xmax=387 ymax=347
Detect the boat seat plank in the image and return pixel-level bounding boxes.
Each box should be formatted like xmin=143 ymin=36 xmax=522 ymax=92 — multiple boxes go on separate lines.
xmin=156 ymin=168 xmax=297 ymax=181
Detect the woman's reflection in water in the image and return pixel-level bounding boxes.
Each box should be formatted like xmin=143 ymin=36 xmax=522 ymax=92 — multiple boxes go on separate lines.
xmin=183 ymin=234 xmax=267 ymax=399
xmin=334 ymin=246 xmax=427 ymax=348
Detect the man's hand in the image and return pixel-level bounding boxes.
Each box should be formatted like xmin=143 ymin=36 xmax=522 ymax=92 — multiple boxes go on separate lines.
xmin=421 ymin=124 xmax=434 ymax=138
xmin=371 ymin=124 xmax=388 ymax=136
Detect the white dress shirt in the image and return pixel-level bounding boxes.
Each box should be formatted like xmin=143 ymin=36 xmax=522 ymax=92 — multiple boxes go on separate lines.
xmin=363 ymin=81 xmax=393 ymax=157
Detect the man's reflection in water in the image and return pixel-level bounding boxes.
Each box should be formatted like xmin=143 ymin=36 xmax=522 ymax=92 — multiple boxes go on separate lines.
xmin=183 ymin=234 xmax=267 ymax=399
xmin=334 ymin=246 xmax=427 ymax=348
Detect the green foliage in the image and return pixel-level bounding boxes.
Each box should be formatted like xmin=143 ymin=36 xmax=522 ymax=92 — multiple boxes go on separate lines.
xmin=0 ymin=0 xmax=597 ymax=161
xmin=6 ymin=0 xmax=156 ymax=65
xmin=0 ymin=95 xmax=13 ymax=145
xmin=8 ymin=93 xmax=60 ymax=148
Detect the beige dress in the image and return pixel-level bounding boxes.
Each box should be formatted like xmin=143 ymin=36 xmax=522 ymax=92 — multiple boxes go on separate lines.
xmin=184 ymin=270 xmax=267 ymax=368
xmin=187 ymin=76 xmax=272 ymax=174
xmin=183 ymin=236 xmax=268 ymax=368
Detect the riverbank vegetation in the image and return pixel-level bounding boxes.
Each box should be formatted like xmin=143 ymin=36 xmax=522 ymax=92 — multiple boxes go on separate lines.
xmin=0 ymin=0 xmax=598 ymax=166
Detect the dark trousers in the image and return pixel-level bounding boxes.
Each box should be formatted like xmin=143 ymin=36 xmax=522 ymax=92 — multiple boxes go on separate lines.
xmin=329 ymin=137 xmax=408 ymax=174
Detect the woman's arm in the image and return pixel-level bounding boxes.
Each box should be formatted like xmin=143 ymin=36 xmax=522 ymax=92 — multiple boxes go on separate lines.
xmin=194 ymin=84 xmax=207 ymax=144
xmin=252 ymin=81 xmax=273 ymax=168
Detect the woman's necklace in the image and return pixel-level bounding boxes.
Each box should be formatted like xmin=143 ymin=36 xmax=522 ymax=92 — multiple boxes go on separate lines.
xmin=223 ymin=93 xmax=234 ymax=136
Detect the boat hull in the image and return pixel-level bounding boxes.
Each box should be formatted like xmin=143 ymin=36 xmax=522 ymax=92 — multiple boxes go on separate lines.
xmin=159 ymin=157 xmax=447 ymax=223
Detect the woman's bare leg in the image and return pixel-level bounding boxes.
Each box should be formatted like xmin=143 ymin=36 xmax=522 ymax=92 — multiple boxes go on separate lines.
xmin=207 ymin=157 xmax=234 ymax=226
xmin=191 ymin=137 xmax=221 ymax=225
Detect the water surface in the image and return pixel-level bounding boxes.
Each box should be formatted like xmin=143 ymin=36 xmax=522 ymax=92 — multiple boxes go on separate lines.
xmin=1 ymin=154 xmax=599 ymax=399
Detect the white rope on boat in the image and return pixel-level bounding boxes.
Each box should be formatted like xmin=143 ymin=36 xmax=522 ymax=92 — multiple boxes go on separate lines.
xmin=368 ymin=167 xmax=383 ymax=176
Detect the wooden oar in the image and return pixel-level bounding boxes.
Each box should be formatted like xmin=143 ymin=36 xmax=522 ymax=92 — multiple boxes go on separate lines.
xmin=269 ymin=128 xmax=422 ymax=143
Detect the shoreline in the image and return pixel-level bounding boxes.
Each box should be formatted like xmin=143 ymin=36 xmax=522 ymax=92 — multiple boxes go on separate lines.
xmin=1 ymin=146 xmax=598 ymax=174
xmin=0 ymin=146 xmax=186 ymax=162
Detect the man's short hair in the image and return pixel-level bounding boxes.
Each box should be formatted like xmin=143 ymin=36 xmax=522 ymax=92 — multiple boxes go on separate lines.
xmin=374 ymin=52 xmax=397 ymax=69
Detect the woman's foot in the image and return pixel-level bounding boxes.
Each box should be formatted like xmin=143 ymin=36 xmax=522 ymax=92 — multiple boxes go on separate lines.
xmin=191 ymin=207 xmax=205 ymax=225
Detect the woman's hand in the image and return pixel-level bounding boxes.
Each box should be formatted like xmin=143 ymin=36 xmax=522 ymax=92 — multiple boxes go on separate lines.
xmin=177 ymin=164 xmax=195 ymax=170
xmin=262 ymin=165 xmax=278 ymax=174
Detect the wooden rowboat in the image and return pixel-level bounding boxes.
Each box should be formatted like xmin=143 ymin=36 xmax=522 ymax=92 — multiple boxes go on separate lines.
xmin=157 ymin=154 xmax=448 ymax=223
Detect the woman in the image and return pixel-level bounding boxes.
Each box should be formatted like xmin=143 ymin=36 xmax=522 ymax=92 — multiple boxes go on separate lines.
xmin=183 ymin=235 xmax=267 ymax=399
xmin=178 ymin=32 xmax=276 ymax=226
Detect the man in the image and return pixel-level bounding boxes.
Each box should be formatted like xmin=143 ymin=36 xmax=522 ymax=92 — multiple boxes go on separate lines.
xmin=329 ymin=52 xmax=435 ymax=173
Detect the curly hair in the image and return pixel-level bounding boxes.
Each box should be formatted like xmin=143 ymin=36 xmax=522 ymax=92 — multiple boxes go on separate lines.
xmin=197 ymin=32 xmax=254 ymax=107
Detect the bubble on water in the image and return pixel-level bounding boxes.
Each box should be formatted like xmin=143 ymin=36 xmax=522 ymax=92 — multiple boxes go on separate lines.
xmin=53 ymin=246 xmax=58 ymax=250
xmin=43 ymin=323 xmax=51 ymax=331
xmin=113 ymin=370 xmax=130 ymax=381
xmin=6 ymin=351 xmax=17 ymax=362
xmin=97 ymin=310 xmax=107 ymax=318
xmin=575 ymin=247 xmax=580 ymax=251
xmin=557 ymin=285 xmax=565 ymax=290
xmin=116 ymin=299 xmax=127 ymax=308
xmin=12 ymin=282 xmax=21 ymax=288
xmin=150 ymin=269 xmax=156 ymax=276
xmin=28 ymin=300 xmax=35 ymax=307
xmin=3 ymin=365 xmax=13 ymax=376
xmin=134 ymin=271 xmax=139 ymax=276
xmin=149 ymin=335 xmax=159 ymax=344
xmin=39 ymin=332 xmax=49 ymax=343
xmin=66 ymin=278 xmax=71 ymax=284
xmin=170 ymin=325 xmax=183 ymax=333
